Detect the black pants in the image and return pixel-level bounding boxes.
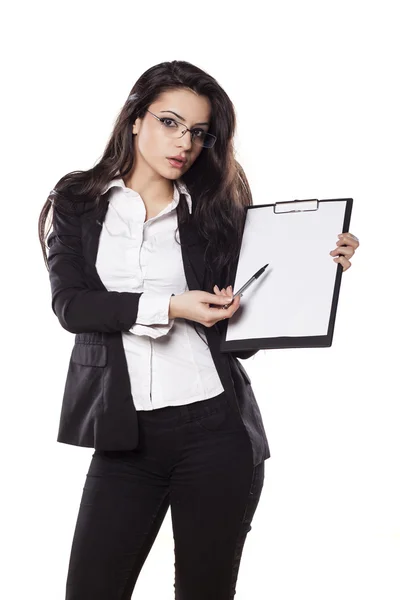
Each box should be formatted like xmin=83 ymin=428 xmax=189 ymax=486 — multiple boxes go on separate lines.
xmin=65 ymin=390 xmax=265 ymax=599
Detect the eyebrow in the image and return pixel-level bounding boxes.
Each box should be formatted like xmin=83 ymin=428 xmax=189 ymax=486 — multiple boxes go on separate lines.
xmin=160 ymin=110 xmax=209 ymax=126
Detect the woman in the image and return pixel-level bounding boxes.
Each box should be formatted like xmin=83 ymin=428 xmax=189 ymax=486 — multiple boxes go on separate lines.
xmin=38 ymin=60 xmax=359 ymax=599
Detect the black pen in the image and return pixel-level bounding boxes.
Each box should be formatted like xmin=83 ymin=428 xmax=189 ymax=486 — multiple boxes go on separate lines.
xmin=222 ymin=263 xmax=270 ymax=309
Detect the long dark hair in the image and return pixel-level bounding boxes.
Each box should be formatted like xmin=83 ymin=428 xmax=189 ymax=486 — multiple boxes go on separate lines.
xmin=38 ymin=60 xmax=254 ymax=339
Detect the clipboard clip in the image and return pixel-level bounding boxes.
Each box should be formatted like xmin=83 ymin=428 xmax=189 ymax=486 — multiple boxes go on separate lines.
xmin=274 ymin=199 xmax=319 ymax=214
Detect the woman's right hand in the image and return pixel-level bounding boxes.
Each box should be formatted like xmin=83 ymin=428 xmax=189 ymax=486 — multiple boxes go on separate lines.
xmin=169 ymin=285 xmax=241 ymax=327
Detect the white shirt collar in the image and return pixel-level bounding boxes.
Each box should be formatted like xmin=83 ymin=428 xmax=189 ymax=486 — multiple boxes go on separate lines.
xmin=100 ymin=172 xmax=192 ymax=214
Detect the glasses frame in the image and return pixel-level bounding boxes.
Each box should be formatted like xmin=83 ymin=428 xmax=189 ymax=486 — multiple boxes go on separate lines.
xmin=146 ymin=109 xmax=217 ymax=148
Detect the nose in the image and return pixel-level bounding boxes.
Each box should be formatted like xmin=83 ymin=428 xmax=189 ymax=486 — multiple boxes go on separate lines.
xmin=177 ymin=129 xmax=194 ymax=151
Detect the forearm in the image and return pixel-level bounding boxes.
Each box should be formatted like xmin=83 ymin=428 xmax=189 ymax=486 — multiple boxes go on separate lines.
xmin=51 ymin=285 xmax=144 ymax=334
xmin=47 ymin=205 xmax=145 ymax=333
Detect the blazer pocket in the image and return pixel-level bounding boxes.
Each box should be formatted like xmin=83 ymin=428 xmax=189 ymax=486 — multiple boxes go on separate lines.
xmin=71 ymin=342 xmax=107 ymax=367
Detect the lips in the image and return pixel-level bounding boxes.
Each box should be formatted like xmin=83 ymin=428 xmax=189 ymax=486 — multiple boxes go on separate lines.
xmin=167 ymin=157 xmax=186 ymax=169
xmin=167 ymin=156 xmax=187 ymax=165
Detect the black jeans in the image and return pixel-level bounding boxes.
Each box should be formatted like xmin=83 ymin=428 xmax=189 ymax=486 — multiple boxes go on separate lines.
xmin=65 ymin=390 xmax=265 ymax=599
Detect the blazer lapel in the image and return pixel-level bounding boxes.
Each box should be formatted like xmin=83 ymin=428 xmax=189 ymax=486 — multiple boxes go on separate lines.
xmin=80 ymin=197 xmax=109 ymax=290
xmin=177 ymin=204 xmax=207 ymax=291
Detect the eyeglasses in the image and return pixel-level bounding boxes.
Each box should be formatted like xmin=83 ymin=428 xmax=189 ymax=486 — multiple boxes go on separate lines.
xmin=146 ymin=110 xmax=217 ymax=148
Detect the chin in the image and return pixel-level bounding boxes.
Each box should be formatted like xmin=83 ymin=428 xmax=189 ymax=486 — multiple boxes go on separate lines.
xmin=162 ymin=167 xmax=182 ymax=180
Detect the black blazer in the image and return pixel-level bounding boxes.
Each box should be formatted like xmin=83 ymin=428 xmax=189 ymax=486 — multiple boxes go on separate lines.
xmin=47 ymin=190 xmax=270 ymax=466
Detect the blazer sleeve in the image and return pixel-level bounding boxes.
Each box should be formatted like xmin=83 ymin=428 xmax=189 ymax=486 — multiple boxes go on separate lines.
xmin=230 ymin=349 xmax=259 ymax=360
xmin=47 ymin=201 xmax=144 ymax=334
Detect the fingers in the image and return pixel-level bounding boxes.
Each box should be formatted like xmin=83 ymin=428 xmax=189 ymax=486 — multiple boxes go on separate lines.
xmin=208 ymin=285 xmax=240 ymax=323
xmin=332 ymin=234 xmax=358 ymax=258
xmin=338 ymin=232 xmax=360 ymax=247
xmin=213 ymin=284 xmax=233 ymax=296
xmin=213 ymin=285 xmax=239 ymax=308
xmin=205 ymin=289 xmax=232 ymax=305
xmin=207 ymin=301 xmax=238 ymax=321
xmin=210 ymin=285 xmax=232 ymax=301
xmin=217 ymin=285 xmax=239 ymax=310
xmin=212 ymin=285 xmax=234 ymax=307
xmin=333 ymin=255 xmax=352 ymax=271
xmin=331 ymin=232 xmax=359 ymax=273
xmin=330 ymin=246 xmax=355 ymax=258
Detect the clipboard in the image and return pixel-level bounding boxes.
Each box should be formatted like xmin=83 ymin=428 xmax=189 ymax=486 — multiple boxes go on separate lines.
xmin=220 ymin=197 xmax=353 ymax=352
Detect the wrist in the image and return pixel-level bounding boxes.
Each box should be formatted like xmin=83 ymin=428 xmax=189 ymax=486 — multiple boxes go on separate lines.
xmin=169 ymin=294 xmax=178 ymax=319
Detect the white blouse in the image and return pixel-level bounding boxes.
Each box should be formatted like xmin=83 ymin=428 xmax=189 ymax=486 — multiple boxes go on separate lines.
xmin=95 ymin=177 xmax=224 ymax=410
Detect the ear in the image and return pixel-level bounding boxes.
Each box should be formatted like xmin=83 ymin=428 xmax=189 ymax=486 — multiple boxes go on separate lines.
xmin=132 ymin=117 xmax=141 ymax=136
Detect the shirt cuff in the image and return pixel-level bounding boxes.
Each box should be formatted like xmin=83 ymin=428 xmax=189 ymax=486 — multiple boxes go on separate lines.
xmin=128 ymin=321 xmax=175 ymax=339
xmin=135 ymin=291 xmax=172 ymax=325
xmin=128 ymin=292 xmax=174 ymax=338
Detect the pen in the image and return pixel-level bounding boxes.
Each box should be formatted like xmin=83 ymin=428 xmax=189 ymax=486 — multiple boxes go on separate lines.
xmin=222 ymin=263 xmax=270 ymax=309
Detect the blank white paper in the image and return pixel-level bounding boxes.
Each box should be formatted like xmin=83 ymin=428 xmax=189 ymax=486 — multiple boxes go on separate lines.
xmin=225 ymin=199 xmax=349 ymax=342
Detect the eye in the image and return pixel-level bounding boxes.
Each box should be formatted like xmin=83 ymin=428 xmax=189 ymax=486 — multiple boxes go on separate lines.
xmin=193 ymin=129 xmax=206 ymax=138
xmin=160 ymin=118 xmax=178 ymax=128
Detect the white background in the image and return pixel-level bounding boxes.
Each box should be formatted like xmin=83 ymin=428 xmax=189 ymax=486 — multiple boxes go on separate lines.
xmin=2 ymin=0 xmax=399 ymax=598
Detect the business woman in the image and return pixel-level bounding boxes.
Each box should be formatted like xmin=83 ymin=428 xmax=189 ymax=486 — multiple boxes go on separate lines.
xmin=38 ymin=60 xmax=360 ymax=600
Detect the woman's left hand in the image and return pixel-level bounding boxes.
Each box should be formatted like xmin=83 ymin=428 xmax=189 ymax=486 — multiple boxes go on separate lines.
xmin=329 ymin=232 xmax=360 ymax=272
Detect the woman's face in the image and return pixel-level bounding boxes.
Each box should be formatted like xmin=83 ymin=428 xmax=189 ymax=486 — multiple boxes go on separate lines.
xmin=132 ymin=88 xmax=212 ymax=180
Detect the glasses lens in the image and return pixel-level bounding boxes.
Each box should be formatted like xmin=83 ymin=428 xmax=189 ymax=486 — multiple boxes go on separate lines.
xmin=160 ymin=118 xmax=216 ymax=148
xmin=197 ymin=133 xmax=216 ymax=148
